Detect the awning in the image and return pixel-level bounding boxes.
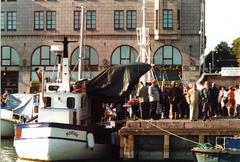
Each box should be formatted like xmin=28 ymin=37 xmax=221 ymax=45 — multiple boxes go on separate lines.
xmin=86 ymin=63 xmax=151 ymax=102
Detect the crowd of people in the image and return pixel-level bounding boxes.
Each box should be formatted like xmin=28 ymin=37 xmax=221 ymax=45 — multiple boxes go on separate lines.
xmin=135 ymin=80 xmax=240 ymax=121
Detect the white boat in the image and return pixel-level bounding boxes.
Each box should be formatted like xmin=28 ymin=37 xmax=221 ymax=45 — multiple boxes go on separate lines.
xmin=13 ymin=36 xmax=151 ymax=160
xmin=1 ymin=109 xmax=19 ymax=138
xmin=1 ymin=93 xmax=38 ymax=138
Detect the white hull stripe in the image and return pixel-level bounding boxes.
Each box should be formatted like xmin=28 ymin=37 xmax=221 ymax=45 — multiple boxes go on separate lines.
xmin=15 ymin=122 xmax=87 ymax=131
xmin=15 ymin=136 xmax=87 ymax=142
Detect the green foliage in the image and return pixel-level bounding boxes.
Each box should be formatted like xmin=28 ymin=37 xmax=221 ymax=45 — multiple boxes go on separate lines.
xmin=204 ymin=41 xmax=238 ymax=73
xmin=232 ymin=37 xmax=240 ymax=63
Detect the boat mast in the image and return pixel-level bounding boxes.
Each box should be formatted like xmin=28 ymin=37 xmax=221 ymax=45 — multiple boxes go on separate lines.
xmin=78 ymin=5 xmax=84 ymax=80
xmin=200 ymin=0 xmax=205 ymax=73
xmin=53 ymin=37 xmax=77 ymax=92
xmin=137 ymin=0 xmax=151 ymax=84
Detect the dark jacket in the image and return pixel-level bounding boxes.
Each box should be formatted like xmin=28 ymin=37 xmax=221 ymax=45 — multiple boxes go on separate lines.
xmin=201 ymin=88 xmax=213 ymax=103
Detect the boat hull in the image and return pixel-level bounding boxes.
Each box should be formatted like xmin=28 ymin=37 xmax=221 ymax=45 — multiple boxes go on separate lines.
xmin=1 ymin=118 xmax=17 ymax=138
xmin=14 ymin=122 xmax=119 ymax=161
xmin=192 ymin=148 xmax=240 ymax=162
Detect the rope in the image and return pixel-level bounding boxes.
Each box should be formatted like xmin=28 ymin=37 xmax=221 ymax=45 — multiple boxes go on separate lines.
xmin=136 ymin=118 xmax=200 ymax=145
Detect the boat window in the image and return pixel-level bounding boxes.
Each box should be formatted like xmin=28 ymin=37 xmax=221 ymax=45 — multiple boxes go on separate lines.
xmin=67 ymin=97 xmax=75 ymax=109
xmin=44 ymin=97 xmax=51 ymax=107
xmin=48 ymin=85 xmax=59 ymax=91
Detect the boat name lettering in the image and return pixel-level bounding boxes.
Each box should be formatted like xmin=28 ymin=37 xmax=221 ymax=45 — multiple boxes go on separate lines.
xmin=154 ymin=65 xmax=181 ymax=71
xmin=66 ymin=131 xmax=79 ymax=137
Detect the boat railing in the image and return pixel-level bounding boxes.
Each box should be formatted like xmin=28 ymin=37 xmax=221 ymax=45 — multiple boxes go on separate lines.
xmin=216 ymin=136 xmax=240 ymax=150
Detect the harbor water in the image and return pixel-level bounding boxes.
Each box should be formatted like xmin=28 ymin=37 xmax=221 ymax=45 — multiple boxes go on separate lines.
xmin=1 ymin=139 xmax=194 ymax=162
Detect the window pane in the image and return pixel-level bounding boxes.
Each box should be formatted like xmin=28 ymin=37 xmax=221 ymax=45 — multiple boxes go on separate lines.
xmin=50 ymin=52 xmax=57 ymax=65
xmin=114 ymin=10 xmax=124 ymax=29
xmin=173 ymin=48 xmax=182 ymax=65
xmin=32 ymin=48 xmax=40 ymax=65
xmin=163 ymin=10 xmax=173 ymax=29
xmin=163 ymin=59 xmax=172 ymax=65
xmin=112 ymin=48 xmax=120 ymax=65
xmin=121 ymin=59 xmax=129 ymax=64
xmin=127 ymin=10 xmax=136 ymax=29
xmin=1 ymin=12 xmax=5 ymax=30
xmin=121 ymin=46 xmax=130 ymax=58
xmin=2 ymin=60 xmax=10 ymax=65
xmin=41 ymin=46 xmax=50 ymax=59
xmin=7 ymin=11 xmax=16 ymax=30
xmin=154 ymin=49 xmax=163 ymax=64
xmin=112 ymin=46 xmax=137 ymax=65
xmin=46 ymin=11 xmax=56 ymax=30
xmin=90 ymin=48 xmax=98 ymax=65
xmin=71 ymin=49 xmax=79 ymax=65
xmin=11 ymin=49 xmax=19 ymax=65
xmin=34 ymin=11 xmax=44 ymax=30
xmin=164 ymin=46 xmax=172 ymax=58
xmin=74 ymin=11 xmax=81 ymax=30
xmin=86 ymin=11 xmax=96 ymax=29
xmin=130 ymin=48 xmax=138 ymax=63
xmin=41 ymin=59 xmax=50 ymax=65
xmin=2 ymin=47 xmax=10 ymax=59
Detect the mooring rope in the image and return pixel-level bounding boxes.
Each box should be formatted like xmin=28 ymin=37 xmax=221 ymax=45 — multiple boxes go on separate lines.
xmin=136 ymin=118 xmax=200 ymax=145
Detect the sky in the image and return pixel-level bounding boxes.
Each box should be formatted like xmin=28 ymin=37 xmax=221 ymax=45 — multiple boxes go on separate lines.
xmin=205 ymin=0 xmax=240 ymax=54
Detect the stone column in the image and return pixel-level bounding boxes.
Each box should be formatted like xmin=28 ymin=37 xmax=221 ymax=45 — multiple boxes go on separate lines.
xmin=121 ymin=135 xmax=134 ymax=159
xmin=199 ymin=135 xmax=204 ymax=143
xmin=163 ymin=135 xmax=170 ymax=159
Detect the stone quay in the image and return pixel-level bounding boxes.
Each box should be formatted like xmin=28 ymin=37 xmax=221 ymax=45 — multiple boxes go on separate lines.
xmin=119 ymin=119 xmax=240 ymax=160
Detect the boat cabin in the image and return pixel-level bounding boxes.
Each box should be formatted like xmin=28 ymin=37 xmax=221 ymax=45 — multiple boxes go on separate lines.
xmin=38 ymin=82 xmax=89 ymax=126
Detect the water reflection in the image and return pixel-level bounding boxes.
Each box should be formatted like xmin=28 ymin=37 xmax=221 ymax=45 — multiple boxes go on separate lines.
xmin=1 ymin=139 xmax=18 ymax=162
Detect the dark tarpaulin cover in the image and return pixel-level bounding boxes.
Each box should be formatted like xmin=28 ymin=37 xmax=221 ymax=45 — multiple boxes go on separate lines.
xmin=86 ymin=63 xmax=151 ymax=102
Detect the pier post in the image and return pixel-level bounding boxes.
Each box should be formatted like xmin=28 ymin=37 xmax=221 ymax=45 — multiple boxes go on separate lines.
xmin=121 ymin=135 xmax=134 ymax=159
xmin=163 ymin=135 xmax=170 ymax=159
xmin=199 ymin=135 xmax=204 ymax=143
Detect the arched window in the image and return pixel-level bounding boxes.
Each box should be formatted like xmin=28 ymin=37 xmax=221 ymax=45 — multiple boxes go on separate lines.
xmin=71 ymin=45 xmax=99 ymax=79
xmin=111 ymin=45 xmax=138 ymax=65
xmin=31 ymin=46 xmax=57 ymax=81
xmin=153 ymin=45 xmax=182 ymax=65
xmin=1 ymin=46 xmax=19 ymax=93
xmin=1 ymin=46 xmax=19 ymax=66
xmin=153 ymin=45 xmax=182 ymax=83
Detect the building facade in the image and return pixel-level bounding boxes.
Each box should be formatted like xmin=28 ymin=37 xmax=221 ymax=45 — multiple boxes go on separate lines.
xmin=1 ymin=0 xmax=205 ymax=93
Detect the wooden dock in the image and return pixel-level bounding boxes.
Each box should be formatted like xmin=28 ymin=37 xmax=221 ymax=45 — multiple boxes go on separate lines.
xmin=119 ymin=119 xmax=240 ymax=160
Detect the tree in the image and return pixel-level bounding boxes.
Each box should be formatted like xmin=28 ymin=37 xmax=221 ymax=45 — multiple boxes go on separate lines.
xmin=232 ymin=37 xmax=240 ymax=64
xmin=204 ymin=41 xmax=237 ymax=73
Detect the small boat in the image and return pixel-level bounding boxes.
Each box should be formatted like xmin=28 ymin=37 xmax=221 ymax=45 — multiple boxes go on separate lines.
xmin=1 ymin=93 xmax=38 ymax=138
xmin=192 ymin=137 xmax=240 ymax=162
xmin=1 ymin=109 xmax=19 ymax=138
xmin=13 ymin=37 xmax=151 ymax=161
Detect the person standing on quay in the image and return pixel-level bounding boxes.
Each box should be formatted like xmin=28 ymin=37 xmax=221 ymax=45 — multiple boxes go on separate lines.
xmin=211 ymin=82 xmax=219 ymax=117
xmin=201 ymin=81 xmax=213 ymax=121
xmin=168 ymin=81 xmax=182 ymax=120
xmin=148 ymin=80 xmax=160 ymax=120
xmin=187 ymin=83 xmax=201 ymax=121
xmin=228 ymin=86 xmax=235 ymax=117
xmin=136 ymin=81 xmax=150 ymax=119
